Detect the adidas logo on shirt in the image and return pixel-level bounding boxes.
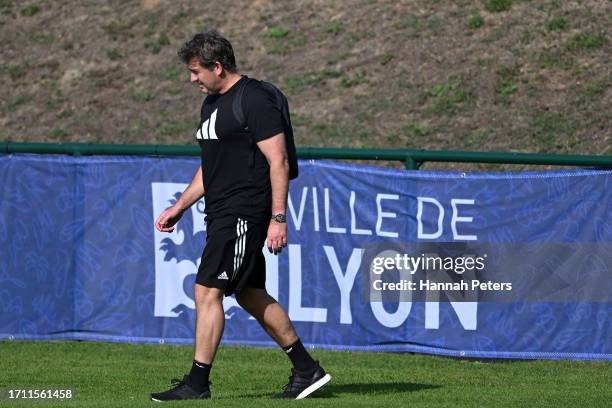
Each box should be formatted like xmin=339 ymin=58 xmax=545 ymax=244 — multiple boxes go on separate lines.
xmin=196 ymin=108 xmax=219 ymax=140
xmin=217 ymin=271 xmax=229 ymax=280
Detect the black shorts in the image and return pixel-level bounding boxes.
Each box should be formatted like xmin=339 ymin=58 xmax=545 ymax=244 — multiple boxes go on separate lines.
xmin=196 ymin=215 xmax=267 ymax=296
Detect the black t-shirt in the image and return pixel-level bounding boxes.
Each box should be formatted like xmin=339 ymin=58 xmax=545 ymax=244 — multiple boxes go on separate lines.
xmin=196 ymin=76 xmax=283 ymax=224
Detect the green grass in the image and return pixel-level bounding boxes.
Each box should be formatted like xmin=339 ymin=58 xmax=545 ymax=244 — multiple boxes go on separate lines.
xmin=1 ymin=341 xmax=611 ymax=407
xmin=327 ymin=52 xmax=351 ymax=65
xmin=20 ymin=3 xmax=39 ymax=16
xmin=145 ymin=32 xmax=171 ymax=54
xmin=106 ymin=48 xmax=121 ymax=61
xmin=131 ymin=89 xmax=155 ymax=103
xmin=403 ymin=123 xmax=430 ymax=138
xmin=102 ymin=18 xmax=137 ymax=40
xmin=267 ymin=43 xmax=290 ymax=55
xmin=495 ymin=64 xmax=520 ymax=103
xmin=339 ymin=71 xmax=368 ymax=88
xmin=546 ymin=16 xmax=567 ymax=31
xmin=50 ymin=128 xmax=69 ymax=138
xmin=7 ymin=94 xmax=30 ymax=111
xmin=424 ymin=74 xmax=474 ymax=115
xmin=482 ymin=0 xmax=512 ymax=13
xmin=324 ymin=21 xmax=342 ymax=35
xmin=267 ymin=26 xmax=290 ymax=39
xmin=160 ymin=64 xmax=182 ymax=81
xmin=467 ymin=14 xmax=484 ymax=29
xmin=582 ymin=76 xmax=610 ymax=99
xmin=159 ymin=119 xmax=195 ymax=136
xmin=568 ymin=32 xmax=607 ymax=51
xmin=284 ymin=69 xmax=342 ymax=94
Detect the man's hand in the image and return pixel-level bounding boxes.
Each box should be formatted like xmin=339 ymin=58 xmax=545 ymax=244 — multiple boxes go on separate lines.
xmin=154 ymin=206 xmax=185 ymax=233
xmin=267 ymin=220 xmax=288 ymax=255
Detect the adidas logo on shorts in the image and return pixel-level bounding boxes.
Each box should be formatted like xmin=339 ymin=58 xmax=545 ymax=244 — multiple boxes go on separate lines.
xmin=217 ymin=271 xmax=229 ymax=280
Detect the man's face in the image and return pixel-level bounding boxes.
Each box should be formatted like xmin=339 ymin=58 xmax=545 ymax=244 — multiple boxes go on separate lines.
xmin=187 ymin=58 xmax=220 ymax=95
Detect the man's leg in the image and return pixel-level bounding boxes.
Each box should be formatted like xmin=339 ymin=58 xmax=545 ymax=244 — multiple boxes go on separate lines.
xmin=236 ymin=287 xmax=331 ymax=399
xmin=182 ymin=284 xmax=225 ymax=393
xmin=235 ymin=287 xmax=297 ymax=347
xmin=194 ymin=284 xmax=225 ymax=363
xmin=150 ymin=283 xmax=223 ymax=401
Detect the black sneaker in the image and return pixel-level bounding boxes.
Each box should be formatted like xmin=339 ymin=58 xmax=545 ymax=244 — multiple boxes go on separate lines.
xmin=273 ymin=362 xmax=332 ymax=399
xmin=150 ymin=375 xmax=211 ymax=401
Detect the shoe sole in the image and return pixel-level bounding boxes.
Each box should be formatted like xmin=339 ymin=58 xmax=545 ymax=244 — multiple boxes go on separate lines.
xmin=295 ymin=374 xmax=332 ymax=400
xmin=150 ymin=395 xmax=211 ymax=402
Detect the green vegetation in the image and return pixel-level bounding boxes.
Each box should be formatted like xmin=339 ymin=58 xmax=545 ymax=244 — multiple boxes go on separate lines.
xmin=482 ymin=0 xmax=513 ymax=13
xmin=1 ymin=0 xmax=609 ymax=157
xmin=568 ymin=32 xmax=607 ymax=51
xmin=531 ymin=50 xmax=573 ymax=70
xmin=496 ymin=65 xmax=520 ymax=103
xmin=532 ymin=110 xmax=578 ymax=150
xmin=290 ymin=113 xmax=310 ymax=127
xmin=425 ymin=74 xmax=474 ymax=115
xmin=106 ymin=49 xmax=121 ymax=61
xmin=582 ymin=77 xmax=610 ymax=100
xmin=267 ymin=26 xmax=290 ymax=39
xmin=340 ymin=71 xmax=368 ymax=88
xmin=132 ymin=89 xmax=155 ymax=103
xmin=467 ymin=14 xmax=484 ymax=29
xmin=160 ymin=64 xmax=182 ymax=81
xmin=102 ymin=18 xmax=136 ymax=40
xmin=327 ymin=52 xmax=351 ymax=65
xmin=0 ymin=0 xmax=13 ymax=11
xmin=311 ymin=120 xmax=369 ymax=146
xmin=145 ymin=32 xmax=170 ymax=54
xmin=324 ymin=21 xmax=342 ymax=35
xmin=4 ymin=63 xmax=27 ymax=79
xmin=546 ymin=16 xmax=567 ymax=31
xmin=464 ymin=129 xmax=491 ymax=147
xmin=267 ymin=43 xmax=289 ymax=55
xmin=159 ymin=119 xmax=195 ymax=136
xmin=50 ymin=128 xmax=69 ymax=138
xmin=285 ymin=69 xmax=342 ymax=94
xmin=266 ymin=26 xmax=291 ymax=55
xmin=403 ymin=123 xmax=430 ymax=138
xmin=348 ymin=30 xmax=371 ymax=43
xmin=31 ymin=32 xmax=56 ymax=45
xmin=1 ymin=341 xmax=611 ymax=408
xmin=87 ymin=68 xmax=114 ymax=88
xmin=380 ymin=53 xmax=394 ymax=65
xmin=20 ymin=3 xmax=39 ymax=16
xmin=7 ymin=94 xmax=30 ymax=111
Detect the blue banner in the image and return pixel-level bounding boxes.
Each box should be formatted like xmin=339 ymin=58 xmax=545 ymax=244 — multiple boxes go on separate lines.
xmin=0 ymin=153 xmax=610 ymax=360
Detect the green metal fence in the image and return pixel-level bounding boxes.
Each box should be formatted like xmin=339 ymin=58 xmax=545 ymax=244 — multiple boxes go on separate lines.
xmin=1 ymin=141 xmax=611 ymax=169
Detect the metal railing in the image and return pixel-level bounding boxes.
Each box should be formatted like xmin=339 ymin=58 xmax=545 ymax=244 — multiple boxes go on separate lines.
xmin=1 ymin=141 xmax=611 ymax=169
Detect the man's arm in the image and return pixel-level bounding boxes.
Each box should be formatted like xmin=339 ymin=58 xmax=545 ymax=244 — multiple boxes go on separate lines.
xmin=154 ymin=166 xmax=204 ymax=233
xmin=256 ymin=133 xmax=289 ymax=254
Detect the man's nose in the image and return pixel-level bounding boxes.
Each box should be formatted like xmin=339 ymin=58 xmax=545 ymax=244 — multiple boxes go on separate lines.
xmin=190 ymin=73 xmax=198 ymax=82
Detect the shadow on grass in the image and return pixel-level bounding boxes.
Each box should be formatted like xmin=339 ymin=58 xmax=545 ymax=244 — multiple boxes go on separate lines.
xmin=313 ymin=382 xmax=440 ymax=398
xmin=236 ymin=382 xmax=440 ymax=399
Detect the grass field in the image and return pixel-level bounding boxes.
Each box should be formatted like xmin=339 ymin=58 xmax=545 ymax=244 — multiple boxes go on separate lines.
xmin=1 ymin=341 xmax=611 ymax=407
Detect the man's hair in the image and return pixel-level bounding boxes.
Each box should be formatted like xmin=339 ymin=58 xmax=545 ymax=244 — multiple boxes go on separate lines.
xmin=178 ymin=30 xmax=237 ymax=72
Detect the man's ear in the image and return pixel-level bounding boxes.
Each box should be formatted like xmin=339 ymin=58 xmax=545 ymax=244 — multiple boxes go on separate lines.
xmin=213 ymin=61 xmax=224 ymax=77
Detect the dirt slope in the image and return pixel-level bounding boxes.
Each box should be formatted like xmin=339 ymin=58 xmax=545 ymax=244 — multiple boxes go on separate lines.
xmin=1 ymin=0 xmax=610 ymax=162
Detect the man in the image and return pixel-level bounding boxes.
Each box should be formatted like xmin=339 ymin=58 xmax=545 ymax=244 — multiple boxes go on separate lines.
xmin=150 ymin=31 xmax=331 ymax=401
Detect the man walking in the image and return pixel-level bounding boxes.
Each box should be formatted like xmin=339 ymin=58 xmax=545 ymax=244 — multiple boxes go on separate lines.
xmin=151 ymin=31 xmax=330 ymax=401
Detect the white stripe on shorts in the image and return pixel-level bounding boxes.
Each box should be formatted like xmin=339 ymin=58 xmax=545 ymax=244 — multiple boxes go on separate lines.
xmin=232 ymin=218 xmax=248 ymax=281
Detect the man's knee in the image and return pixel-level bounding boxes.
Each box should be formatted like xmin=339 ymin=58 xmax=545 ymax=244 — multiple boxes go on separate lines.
xmin=236 ymin=288 xmax=272 ymax=312
xmin=194 ymin=284 xmax=224 ymax=307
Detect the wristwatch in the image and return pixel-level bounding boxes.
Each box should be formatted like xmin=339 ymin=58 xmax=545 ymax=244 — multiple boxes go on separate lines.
xmin=271 ymin=213 xmax=286 ymax=223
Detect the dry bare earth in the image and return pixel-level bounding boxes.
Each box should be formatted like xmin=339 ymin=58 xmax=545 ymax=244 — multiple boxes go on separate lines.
xmin=1 ymin=0 xmax=610 ymax=164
